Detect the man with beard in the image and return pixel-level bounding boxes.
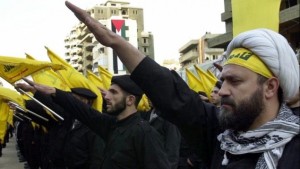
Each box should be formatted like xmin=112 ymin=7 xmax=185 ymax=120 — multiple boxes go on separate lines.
xmin=52 ymin=2 xmax=299 ymax=169
xmin=16 ymin=75 xmax=170 ymax=169
xmin=210 ymin=81 xmax=222 ymax=107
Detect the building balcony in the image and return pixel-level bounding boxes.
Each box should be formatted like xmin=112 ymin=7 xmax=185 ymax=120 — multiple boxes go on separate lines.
xmin=71 ymin=55 xmax=79 ymax=61
xmin=179 ymin=51 xmax=199 ymax=63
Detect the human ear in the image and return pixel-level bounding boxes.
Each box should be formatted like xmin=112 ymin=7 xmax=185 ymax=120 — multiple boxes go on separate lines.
xmin=264 ymin=77 xmax=279 ymax=99
xmin=126 ymin=95 xmax=135 ymax=106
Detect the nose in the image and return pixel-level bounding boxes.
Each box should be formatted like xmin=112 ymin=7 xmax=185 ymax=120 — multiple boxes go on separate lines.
xmin=104 ymin=92 xmax=111 ymax=101
xmin=218 ymin=82 xmax=230 ymax=97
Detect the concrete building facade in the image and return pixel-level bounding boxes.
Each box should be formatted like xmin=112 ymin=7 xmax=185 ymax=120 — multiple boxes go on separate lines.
xmin=179 ymin=32 xmax=224 ymax=69
xmin=64 ymin=0 xmax=154 ymax=75
xmin=207 ymin=0 xmax=300 ymax=51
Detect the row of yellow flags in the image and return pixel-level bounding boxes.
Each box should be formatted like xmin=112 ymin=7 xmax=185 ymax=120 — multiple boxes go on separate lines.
xmin=0 ymin=46 xmax=151 ymax=141
xmin=0 ymin=46 xmax=219 ymax=141
xmin=185 ymin=65 xmax=219 ymax=101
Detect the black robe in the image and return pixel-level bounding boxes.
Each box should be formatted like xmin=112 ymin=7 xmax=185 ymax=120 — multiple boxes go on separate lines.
xmin=47 ymin=89 xmax=170 ymax=169
xmin=131 ymin=57 xmax=300 ymax=169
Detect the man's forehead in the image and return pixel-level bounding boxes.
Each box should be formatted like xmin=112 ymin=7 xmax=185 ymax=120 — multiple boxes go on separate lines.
xmin=109 ymin=83 xmax=123 ymax=92
xmin=221 ymin=64 xmax=256 ymax=78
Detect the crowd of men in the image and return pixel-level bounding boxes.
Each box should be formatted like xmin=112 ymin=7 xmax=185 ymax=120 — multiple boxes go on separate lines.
xmin=1 ymin=1 xmax=300 ymax=169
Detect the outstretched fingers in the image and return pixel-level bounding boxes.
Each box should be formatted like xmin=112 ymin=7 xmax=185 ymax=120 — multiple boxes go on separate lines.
xmin=65 ymin=1 xmax=115 ymax=47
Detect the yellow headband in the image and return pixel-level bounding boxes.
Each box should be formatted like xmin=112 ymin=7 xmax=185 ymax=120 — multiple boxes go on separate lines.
xmin=225 ymin=48 xmax=273 ymax=78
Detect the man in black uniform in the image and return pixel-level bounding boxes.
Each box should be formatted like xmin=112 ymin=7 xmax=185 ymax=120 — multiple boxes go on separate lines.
xmin=63 ymin=87 xmax=105 ymax=169
xmin=16 ymin=75 xmax=170 ymax=169
xmin=140 ymin=98 xmax=181 ymax=169
xmin=54 ymin=2 xmax=299 ymax=169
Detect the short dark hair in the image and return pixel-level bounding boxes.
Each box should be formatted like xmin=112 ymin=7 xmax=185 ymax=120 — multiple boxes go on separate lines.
xmin=198 ymin=91 xmax=208 ymax=97
xmin=123 ymin=90 xmax=142 ymax=107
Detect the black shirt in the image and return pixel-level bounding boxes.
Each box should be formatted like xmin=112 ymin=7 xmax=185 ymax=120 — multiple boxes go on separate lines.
xmin=131 ymin=57 xmax=300 ymax=169
xmin=50 ymin=89 xmax=170 ymax=169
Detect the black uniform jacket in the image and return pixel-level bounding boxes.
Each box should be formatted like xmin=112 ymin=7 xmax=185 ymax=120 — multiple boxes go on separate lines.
xmin=130 ymin=57 xmax=300 ymax=169
xmin=141 ymin=110 xmax=181 ymax=169
xmin=47 ymin=89 xmax=170 ymax=169
xmin=63 ymin=121 xmax=105 ymax=169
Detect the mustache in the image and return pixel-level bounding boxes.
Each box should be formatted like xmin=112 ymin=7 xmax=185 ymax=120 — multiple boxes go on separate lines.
xmin=221 ymin=97 xmax=236 ymax=106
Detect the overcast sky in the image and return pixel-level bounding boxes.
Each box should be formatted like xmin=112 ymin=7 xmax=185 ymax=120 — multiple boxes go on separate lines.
xmin=0 ymin=0 xmax=225 ymax=87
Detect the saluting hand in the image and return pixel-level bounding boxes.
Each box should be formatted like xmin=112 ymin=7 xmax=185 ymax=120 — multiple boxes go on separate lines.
xmin=65 ymin=1 xmax=117 ymax=48
xmin=15 ymin=78 xmax=56 ymax=95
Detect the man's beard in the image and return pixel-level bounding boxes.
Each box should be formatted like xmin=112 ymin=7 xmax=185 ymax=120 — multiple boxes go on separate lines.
xmin=107 ymin=97 xmax=126 ymax=117
xmin=218 ymin=87 xmax=264 ymax=131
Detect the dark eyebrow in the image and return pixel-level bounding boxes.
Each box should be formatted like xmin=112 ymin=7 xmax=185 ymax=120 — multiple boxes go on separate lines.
xmin=221 ymin=74 xmax=241 ymax=81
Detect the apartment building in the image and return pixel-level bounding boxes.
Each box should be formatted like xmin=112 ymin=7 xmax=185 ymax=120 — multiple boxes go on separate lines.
xmin=64 ymin=0 xmax=155 ymax=75
xmin=179 ymin=32 xmax=224 ymax=69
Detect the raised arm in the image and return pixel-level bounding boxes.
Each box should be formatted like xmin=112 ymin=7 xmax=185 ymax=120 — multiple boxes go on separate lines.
xmin=65 ymin=1 xmax=145 ymax=72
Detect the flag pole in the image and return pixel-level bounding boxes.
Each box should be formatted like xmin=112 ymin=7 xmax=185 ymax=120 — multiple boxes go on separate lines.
xmin=15 ymin=88 xmax=64 ymax=121
xmin=15 ymin=111 xmax=32 ymax=121
xmin=9 ymin=102 xmax=49 ymax=122
xmin=13 ymin=114 xmax=24 ymax=121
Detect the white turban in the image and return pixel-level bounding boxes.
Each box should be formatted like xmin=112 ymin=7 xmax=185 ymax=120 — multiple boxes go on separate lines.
xmin=225 ymin=28 xmax=299 ymax=100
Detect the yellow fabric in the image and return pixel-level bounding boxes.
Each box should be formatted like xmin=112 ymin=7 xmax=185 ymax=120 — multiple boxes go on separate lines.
xmin=98 ymin=66 xmax=112 ymax=90
xmin=46 ymin=47 xmax=103 ymax=112
xmin=41 ymin=126 xmax=48 ymax=133
xmin=43 ymin=107 xmax=58 ymax=121
xmin=86 ymin=70 xmax=105 ymax=89
xmin=206 ymin=69 xmax=218 ymax=81
xmin=0 ymin=86 xmax=25 ymax=108
xmin=137 ymin=94 xmax=151 ymax=112
xmin=31 ymin=122 xmax=40 ymax=130
xmin=232 ymin=0 xmax=281 ymax=37
xmin=0 ymin=102 xmax=9 ymax=143
xmin=0 ymin=121 xmax=7 ymax=144
xmin=0 ymin=55 xmax=64 ymax=83
xmin=7 ymin=109 xmax=14 ymax=126
xmin=185 ymin=68 xmax=205 ymax=93
xmin=225 ymin=48 xmax=273 ymax=78
xmin=194 ymin=65 xmax=218 ymax=100
xmin=0 ymin=102 xmax=9 ymax=121
xmin=26 ymin=54 xmax=71 ymax=92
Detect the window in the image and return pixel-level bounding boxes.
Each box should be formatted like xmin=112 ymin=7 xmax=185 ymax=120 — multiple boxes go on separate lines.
xmin=143 ymin=38 xmax=147 ymax=44
xmin=143 ymin=47 xmax=147 ymax=53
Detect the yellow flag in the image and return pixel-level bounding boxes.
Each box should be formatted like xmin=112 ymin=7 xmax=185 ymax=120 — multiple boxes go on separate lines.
xmin=7 ymin=109 xmax=14 ymax=126
xmin=86 ymin=70 xmax=105 ymax=89
xmin=206 ymin=69 xmax=218 ymax=81
xmin=26 ymin=53 xmax=71 ymax=92
xmin=137 ymin=94 xmax=151 ymax=112
xmin=185 ymin=68 xmax=205 ymax=93
xmin=0 ymin=121 xmax=7 ymax=144
xmin=41 ymin=125 xmax=48 ymax=133
xmin=232 ymin=0 xmax=281 ymax=37
xmin=46 ymin=47 xmax=103 ymax=112
xmin=0 ymin=101 xmax=9 ymax=143
xmin=98 ymin=66 xmax=112 ymax=90
xmin=0 ymin=86 xmax=25 ymax=108
xmin=0 ymin=101 xmax=9 ymax=121
xmin=0 ymin=55 xmax=65 ymax=84
xmin=194 ymin=65 xmax=218 ymax=100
